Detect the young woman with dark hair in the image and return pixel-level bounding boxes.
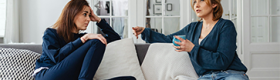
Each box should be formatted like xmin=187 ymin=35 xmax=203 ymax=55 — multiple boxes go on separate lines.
xmin=33 ymin=0 xmax=135 ymax=80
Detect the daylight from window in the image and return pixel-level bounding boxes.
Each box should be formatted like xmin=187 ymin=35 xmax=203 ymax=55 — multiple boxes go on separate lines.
xmin=0 ymin=0 xmax=6 ymax=37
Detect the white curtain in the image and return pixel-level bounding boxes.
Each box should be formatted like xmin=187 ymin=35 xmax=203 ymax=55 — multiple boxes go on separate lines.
xmin=4 ymin=0 xmax=19 ymax=43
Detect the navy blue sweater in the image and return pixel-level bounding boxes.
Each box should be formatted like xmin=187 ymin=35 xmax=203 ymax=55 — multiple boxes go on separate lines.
xmin=35 ymin=19 xmax=120 ymax=69
xmin=141 ymin=18 xmax=247 ymax=76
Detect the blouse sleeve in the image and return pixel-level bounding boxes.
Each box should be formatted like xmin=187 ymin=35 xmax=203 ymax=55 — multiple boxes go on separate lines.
xmin=141 ymin=24 xmax=191 ymax=43
xmin=96 ymin=19 xmax=121 ymax=43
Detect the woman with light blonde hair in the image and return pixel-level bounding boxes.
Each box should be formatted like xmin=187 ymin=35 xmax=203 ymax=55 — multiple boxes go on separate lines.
xmin=133 ymin=0 xmax=249 ymax=79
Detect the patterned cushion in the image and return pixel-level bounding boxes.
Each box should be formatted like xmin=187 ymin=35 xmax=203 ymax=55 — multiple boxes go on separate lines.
xmin=0 ymin=47 xmax=41 ymax=80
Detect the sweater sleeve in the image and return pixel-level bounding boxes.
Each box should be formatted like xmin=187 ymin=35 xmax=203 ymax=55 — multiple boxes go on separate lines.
xmin=189 ymin=21 xmax=237 ymax=70
xmin=96 ymin=19 xmax=121 ymax=43
xmin=141 ymin=24 xmax=190 ymax=43
xmin=42 ymin=29 xmax=83 ymax=63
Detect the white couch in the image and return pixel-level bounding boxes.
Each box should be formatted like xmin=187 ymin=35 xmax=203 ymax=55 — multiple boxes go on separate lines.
xmin=0 ymin=38 xmax=198 ymax=80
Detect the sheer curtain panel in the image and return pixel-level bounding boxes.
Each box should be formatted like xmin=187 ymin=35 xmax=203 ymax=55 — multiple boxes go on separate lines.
xmin=4 ymin=0 xmax=19 ymax=43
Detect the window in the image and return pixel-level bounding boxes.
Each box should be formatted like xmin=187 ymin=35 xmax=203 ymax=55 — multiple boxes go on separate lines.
xmin=90 ymin=0 xmax=189 ymax=42
xmin=92 ymin=0 xmax=128 ymax=38
xmin=0 ymin=0 xmax=6 ymax=37
xmin=131 ymin=0 xmax=190 ymax=43
xmin=145 ymin=0 xmax=181 ymax=35
xmin=251 ymin=0 xmax=280 ymax=43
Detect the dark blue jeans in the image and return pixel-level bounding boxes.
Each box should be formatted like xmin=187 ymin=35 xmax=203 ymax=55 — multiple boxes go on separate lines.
xmin=35 ymin=39 xmax=135 ymax=80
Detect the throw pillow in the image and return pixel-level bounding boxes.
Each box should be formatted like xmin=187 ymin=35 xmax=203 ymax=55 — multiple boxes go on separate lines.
xmin=141 ymin=43 xmax=198 ymax=80
xmin=0 ymin=47 xmax=41 ymax=80
xmin=93 ymin=38 xmax=145 ymax=80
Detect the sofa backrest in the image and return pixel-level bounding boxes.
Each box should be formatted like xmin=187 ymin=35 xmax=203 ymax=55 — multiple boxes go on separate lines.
xmin=0 ymin=44 xmax=42 ymax=53
xmin=0 ymin=44 xmax=150 ymax=65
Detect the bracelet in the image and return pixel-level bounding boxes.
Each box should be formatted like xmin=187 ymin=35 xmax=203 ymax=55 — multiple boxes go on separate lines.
xmin=81 ymin=37 xmax=86 ymax=42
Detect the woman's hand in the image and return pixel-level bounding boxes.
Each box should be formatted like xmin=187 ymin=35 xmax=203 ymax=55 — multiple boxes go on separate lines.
xmin=89 ymin=7 xmax=101 ymax=23
xmin=81 ymin=33 xmax=107 ymax=45
xmin=132 ymin=26 xmax=145 ymax=39
xmin=173 ymin=36 xmax=195 ymax=52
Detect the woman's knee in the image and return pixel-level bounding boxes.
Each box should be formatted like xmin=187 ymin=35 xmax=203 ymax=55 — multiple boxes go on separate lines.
xmin=87 ymin=39 xmax=106 ymax=48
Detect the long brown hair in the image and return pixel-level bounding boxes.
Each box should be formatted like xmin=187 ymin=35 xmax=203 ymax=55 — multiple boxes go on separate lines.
xmin=191 ymin=0 xmax=223 ymax=21
xmin=52 ymin=0 xmax=89 ymax=43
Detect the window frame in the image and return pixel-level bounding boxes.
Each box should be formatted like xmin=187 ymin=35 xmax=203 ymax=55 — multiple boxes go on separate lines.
xmin=250 ymin=0 xmax=280 ymax=43
xmin=90 ymin=0 xmax=129 ymax=38
xmin=134 ymin=0 xmax=190 ymax=43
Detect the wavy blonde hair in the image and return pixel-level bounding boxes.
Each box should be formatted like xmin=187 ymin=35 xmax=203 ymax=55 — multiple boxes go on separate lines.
xmin=191 ymin=0 xmax=223 ymax=21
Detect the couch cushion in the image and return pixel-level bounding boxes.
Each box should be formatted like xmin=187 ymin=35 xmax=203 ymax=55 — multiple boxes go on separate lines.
xmin=0 ymin=47 xmax=41 ymax=80
xmin=141 ymin=43 xmax=198 ymax=80
xmin=93 ymin=38 xmax=145 ymax=80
